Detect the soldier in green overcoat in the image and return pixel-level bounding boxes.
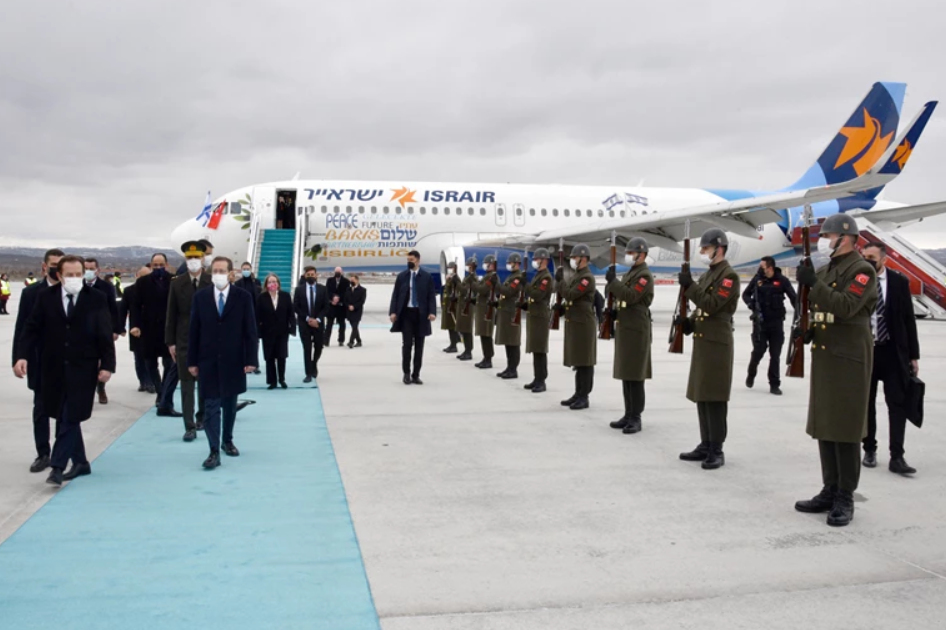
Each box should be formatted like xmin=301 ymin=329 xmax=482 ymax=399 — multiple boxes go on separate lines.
xmin=605 ymin=237 xmax=654 ymax=434
xmin=794 ymin=213 xmax=877 ymax=528
xmin=677 ymin=228 xmax=740 ymax=470
xmin=557 ymin=244 xmax=597 ymax=410
xmin=474 ymin=254 xmax=499 ymax=369
xmin=494 ymin=253 xmax=526 ymax=379
xmin=440 ymin=261 xmax=461 ymax=353
xmin=454 ymin=256 xmax=477 ymax=361
xmin=523 ymin=248 xmax=554 ymax=393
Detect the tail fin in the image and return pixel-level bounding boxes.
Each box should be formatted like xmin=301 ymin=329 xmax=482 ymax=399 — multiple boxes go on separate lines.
xmin=787 ymin=82 xmax=906 ymax=192
xmin=878 ymin=101 xmax=938 ymax=175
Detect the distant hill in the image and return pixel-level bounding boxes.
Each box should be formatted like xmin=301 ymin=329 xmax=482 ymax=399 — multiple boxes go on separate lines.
xmin=0 ymin=246 xmax=183 ymax=279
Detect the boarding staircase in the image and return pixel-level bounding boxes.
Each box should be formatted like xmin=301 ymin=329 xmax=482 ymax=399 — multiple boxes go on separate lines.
xmin=255 ymin=230 xmax=295 ymax=285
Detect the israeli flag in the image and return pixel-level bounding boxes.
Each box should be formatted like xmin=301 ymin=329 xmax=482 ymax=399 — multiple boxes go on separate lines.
xmin=195 ymin=191 xmax=212 ymax=226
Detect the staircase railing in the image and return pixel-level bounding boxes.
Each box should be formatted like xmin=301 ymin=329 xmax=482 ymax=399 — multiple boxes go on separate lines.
xmin=247 ymin=210 xmax=263 ymax=268
xmin=291 ymin=206 xmax=309 ymax=291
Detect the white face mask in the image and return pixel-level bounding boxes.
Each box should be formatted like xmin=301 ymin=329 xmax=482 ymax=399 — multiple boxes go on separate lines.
xmin=817 ymin=236 xmax=837 ymax=257
xmin=186 ymin=259 xmax=203 ymax=273
xmin=505 ymin=264 xmax=513 ymax=272
xmin=63 ymin=277 xmax=83 ymax=295
xmin=447 ymin=270 xmax=455 ymax=278
xmin=83 ymin=269 xmax=96 ymax=282
xmin=203 ymin=256 xmax=213 ymax=269
xmin=570 ymin=258 xmax=579 ymax=270
xmin=624 ymin=254 xmax=637 ymax=266
xmin=699 ymin=253 xmax=714 ymax=266
xmin=482 ymin=262 xmax=489 ymax=271
xmin=531 ymin=260 xmax=541 ymax=270
xmin=212 ymin=273 xmax=229 ymax=289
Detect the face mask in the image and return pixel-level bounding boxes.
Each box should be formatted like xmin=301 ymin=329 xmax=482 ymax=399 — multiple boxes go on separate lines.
xmin=241 ymin=270 xmax=251 ymax=278
xmin=267 ymin=282 xmax=278 ymax=291
xmin=481 ymin=262 xmax=489 ymax=271
xmin=872 ymin=260 xmax=883 ymax=273
xmin=506 ymin=264 xmax=513 ymax=272
xmin=83 ymin=270 xmax=96 ymax=282
xmin=203 ymin=257 xmax=212 ymax=269
xmin=186 ymin=259 xmax=202 ymax=273
xmin=47 ymin=266 xmax=59 ymax=281
xmin=305 ymin=276 xmax=317 ymax=285
xmin=63 ymin=277 xmax=83 ymax=295
xmin=407 ymin=261 xmax=416 ymax=271
xmin=334 ymin=272 xmax=341 ymax=278
xmin=447 ymin=270 xmax=455 ymax=277
xmin=624 ymin=254 xmax=637 ymax=266
xmin=699 ymin=253 xmax=713 ymax=266
xmin=151 ymin=267 xmax=167 ymax=279
xmin=570 ymin=258 xmax=579 ymax=270
xmin=531 ymin=260 xmax=541 ymax=270
xmin=212 ymin=273 xmax=229 ymax=289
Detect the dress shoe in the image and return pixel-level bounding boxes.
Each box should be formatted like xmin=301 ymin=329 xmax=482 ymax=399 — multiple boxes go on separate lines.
xmin=202 ymin=451 xmax=221 ymax=469
xmin=443 ymin=345 xmax=458 ymax=353
xmin=63 ymin=462 xmax=91 ymax=481
xmin=770 ymin=386 xmax=782 ymax=396
xmin=355 ymin=341 xmax=362 ymax=348
xmin=183 ymin=430 xmax=197 ymax=442
xmin=476 ymin=360 xmax=493 ymax=369
xmin=411 ymin=376 xmax=424 ymax=385
xmin=338 ymin=341 xmax=344 ymax=347
xmin=222 ymin=442 xmax=240 ymax=457
xmin=30 ymin=455 xmax=50 ymax=473
xmin=622 ymin=415 xmax=642 ymax=434
xmin=253 ymin=368 xmax=261 ymax=375
xmin=137 ymin=385 xmax=146 ymax=392
xmin=501 ymin=370 xmax=518 ymax=380
xmin=347 ymin=342 xmax=354 ymax=348
xmin=746 ymin=374 xmax=754 ymax=389
xmin=195 ymin=421 xmax=204 ymax=432
xmin=862 ymin=452 xmax=877 ymax=468
xmin=889 ymin=457 xmax=916 ymax=475
xmin=46 ymin=467 xmax=64 ymax=486
xmin=679 ymin=442 xmax=711 ymax=461
xmin=569 ymin=397 xmax=589 ymax=410
xmin=609 ymin=416 xmax=629 ymax=429
xmin=561 ymin=395 xmax=578 ymax=407
xmin=303 ymin=375 xmax=313 ymax=383
xmin=156 ymin=408 xmax=183 ymax=418
xmin=794 ymin=485 xmax=836 ymax=513
xmin=403 ymin=374 xmax=412 ymax=385
xmin=280 ymin=381 xmax=288 ymax=389
xmin=826 ymin=490 xmax=854 ymax=527
xmin=235 ymin=400 xmax=253 ymax=412
xmin=145 ymin=384 xmax=157 ymax=394
xmin=701 ymin=445 xmax=725 ymax=470
xmin=523 ymin=380 xmax=537 ymax=390
xmin=531 ymin=382 xmax=546 ymax=393
xmin=267 ymin=384 xmax=277 ymax=390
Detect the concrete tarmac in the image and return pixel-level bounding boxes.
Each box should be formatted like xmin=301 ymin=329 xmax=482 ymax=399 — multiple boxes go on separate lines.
xmin=2 ymin=280 xmax=945 ymax=628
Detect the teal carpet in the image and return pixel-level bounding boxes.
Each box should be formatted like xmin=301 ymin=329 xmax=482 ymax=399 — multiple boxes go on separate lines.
xmin=0 ymin=366 xmax=379 ymax=629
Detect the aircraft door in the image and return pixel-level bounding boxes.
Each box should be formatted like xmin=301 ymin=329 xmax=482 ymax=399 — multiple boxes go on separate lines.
xmin=252 ymin=186 xmax=277 ymax=229
xmin=513 ymin=203 xmax=525 ymax=227
xmin=495 ymin=203 xmax=507 ymax=227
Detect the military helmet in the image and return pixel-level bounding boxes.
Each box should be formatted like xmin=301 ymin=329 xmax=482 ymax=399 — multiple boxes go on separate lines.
xmin=466 ymin=255 xmax=477 ymax=266
xmin=483 ymin=254 xmax=497 ymax=265
xmin=699 ymin=228 xmax=729 ymax=248
xmin=533 ymin=247 xmax=551 ymax=260
xmin=571 ymin=243 xmax=591 ymax=258
xmin=626 ymin=237 xmax=649 ymax=254
xmin=506 ymin=252 xmax=522 ymax=265
xmin=820 ymin=213 xmax=859 ymax=236
xmin=446 ymin=261 xmax=457 ymax=270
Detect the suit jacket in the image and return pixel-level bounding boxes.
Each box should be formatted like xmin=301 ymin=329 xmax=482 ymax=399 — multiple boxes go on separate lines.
xmin=234 ymin=275 xmax=262 ymax=300
xmin=293 ymin=282 xmax=330 ymax=342
xmin=257 ymin=291 xmax=296 ymax=360
xmin=187 ymin=285 xmax=259 ymax=399
xmin=347 ymin=285 xmax=367 ymax=324
xmin=16 ymin=285 xmax=116 ymax=422
xmin=389 ymin=268 xmax=437 ymax=336
xmin=165 ymin=272 xmax=212 ymax=357
xmin=118 ymin=283 xmax=136 ymax=351
xmin=326 ymin=275 xmax=351 ymax=314
xmin=87 ymin=277 xmax=121 ymax=335
xmin=12 ymin=279 xmax=48 ymax=390
xmin=879 ymin=270 xmax=920 ymax=397
xmin=129 ymin=272 xmax=172 ymax=358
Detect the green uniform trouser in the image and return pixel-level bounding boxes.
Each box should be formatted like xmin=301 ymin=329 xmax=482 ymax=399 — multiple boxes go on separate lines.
xmin=697 ymin=401 xmax=727 ymax=444
xmin=461 ymin=332 xmax=474 ymax=354
xmin=623 ymin=380 xmax=645 ymax=417
xmin=819 ymin=440 xmax=861 ymax=492
xmin=479 ymin=336 xmax=494 ymax=359
xmin=504 ymin=346 xmax=520 ymax=371
xmin=574 ymin=366 xmax=594 ymax=397
xmin=448 ymin=330 xmax=460 ymax=346
xmin=533 ymin=353 xmax=548 ymax=383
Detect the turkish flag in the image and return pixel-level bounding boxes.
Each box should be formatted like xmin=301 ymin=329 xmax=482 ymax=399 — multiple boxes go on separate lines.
xmin=207 ymin=202 xmax=227 ymax=230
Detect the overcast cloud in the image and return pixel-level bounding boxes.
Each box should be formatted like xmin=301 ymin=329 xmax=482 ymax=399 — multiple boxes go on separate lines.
xmin=2 ymin=0 xmax=945 ymax=249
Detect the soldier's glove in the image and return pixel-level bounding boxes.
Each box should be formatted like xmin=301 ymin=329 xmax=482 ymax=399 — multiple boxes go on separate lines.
xmin=678 ymin=269 xmax=694 ymax=288
xmin=519 ymin=302 xmax=529 ymax=311
xmin=796 ymin=264 xmax=816 ymax=287
xmin=470 ymin=298 xmax=477 ymax=305
xmin=749 ymin=312 xmax=758 ymax=322
xmin=804 ymin=328 xmax=815 ymax=344
xmin=555 ymin=267 xmax=565 ymax=282
xmin=674 ymin=316 xmax=693 ymax=336
xmin=605 ymin=265 xmax=617 ymax=283
xmin=556 ymin=303 xmax=567 ymax=316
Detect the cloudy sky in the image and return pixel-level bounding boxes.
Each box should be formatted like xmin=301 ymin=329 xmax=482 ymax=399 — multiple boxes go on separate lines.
xmin=2 ymin=0 xmax=945 ymax=249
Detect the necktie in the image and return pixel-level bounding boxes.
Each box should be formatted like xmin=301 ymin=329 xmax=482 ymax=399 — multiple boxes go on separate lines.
xmin=309 ymin=287 xmax=315 ymax=317
xmin=876 ymin=280 xmax=888 ymax=343
xmin=218 ymin=292 xmax=225 ymax=317
xmin=67 ymin=294 xmax=74 ymax=318
xmin=410 ymin=272 xmax=417 ymax=308
xmin=193 ymin=278 xmax=198 ymax=291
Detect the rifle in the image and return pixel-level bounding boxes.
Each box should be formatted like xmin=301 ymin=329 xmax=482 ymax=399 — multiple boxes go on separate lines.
xmin=668 ymin=220 xmax=691 ymax=354
xmin=513 ymin=249 xmax=527 ymax=326
xmin=462 ymin=268 xmax=474 ymax=316
xmin=599 ymin=230 xmax=617 ymax=340
xmin=549 ymin=238 xmax=564 ymax=330
xmin=485 ymin=255 xmax=498 ymax=321
xmin=447 ymin=274 xmax=459 ymax=328
xmin=786 ymin=205 xmax=813 ymax=378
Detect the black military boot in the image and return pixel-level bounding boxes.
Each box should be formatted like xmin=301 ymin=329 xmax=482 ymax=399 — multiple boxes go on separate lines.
xmin=560 ymin=394 xmax=578 ymax=407
xmin=622 ymin=415 xmax=642 ymax=434
xmin=496 ymin=368 xmax=510 ymax=378
xmin=826 ymin=489 xmax=854 ymax=527
xmin=501 ymin=370 xmax=518 ymax=380
xmin=523 ymin=380 xmax=537 ymax=390
xmin=475 ymin=359 xmax=492 ymax=369
xmin=443 ymin=344 xmax=458 ymax=353
xmin=457 ymin=351 xmax=473 ymax=361
xmin=569 ymin=397 xmax=589 ymax=410
xmin=531 ymin=382 xmax=546 ymax=393
xmin=679 ymin=442 xmax=710 ymax=461
xmin=794 ymin=485 xmax=836 ymax=513
xmin=609 ymin=416 xmax=629 ymax=429
xmin=701 ymin=443 xmax=725 ymax=469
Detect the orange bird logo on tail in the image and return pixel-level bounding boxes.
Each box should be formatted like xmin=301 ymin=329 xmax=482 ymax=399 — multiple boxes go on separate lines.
xmin=891 ymin=139 xmax=913 ymax=171
xmin=834 ymin=108 xmax=894 ymax=176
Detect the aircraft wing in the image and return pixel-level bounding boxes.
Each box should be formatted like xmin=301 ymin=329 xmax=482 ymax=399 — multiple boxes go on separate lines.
xmin=851 ymin=201 xmax=946 ymax=231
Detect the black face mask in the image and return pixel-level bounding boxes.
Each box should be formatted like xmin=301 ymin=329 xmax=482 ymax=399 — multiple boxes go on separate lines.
xmin=873 ymin=260 xmax=884 ymax=273
xmin=47 ymin=266 xmax=59 ymax=281
xmin=334 ymin=272 xmax=341 ymax=278
xmin=305 ymin=276 xmax=317 ymax=285
xmin=407 ymin=261 xmax=416 ymax=270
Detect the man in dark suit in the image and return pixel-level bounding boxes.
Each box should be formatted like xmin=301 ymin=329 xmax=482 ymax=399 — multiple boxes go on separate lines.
xmin=119 ymin=266 xmax=153 ymax=392
xmin=389 ymin=250 xmax=437 ymax=384
xmin=130 ymin=253 xmax=181 ymax=417
xmin=324 ymin=267 xmax=350 ymax=347
xmin=861 ymin=243 xmax=921 ymax=474
xmin=12 ymin=248 xmax=64 ymax=473
xmin=166 ymin=242 xmax=212 ymax=441
xmin=188 ymin=256 xmax=259 ymax=470
xmin=83 ymin=257 xmax=121 ymax=405
xmin=14 ymin=255 xmax=116 ymax=485
xmin=234 ymin=261 xmax=262 ymax=299
xmin=346 ymin=274 xmax=366 ymax=348
xmin=293 ymin=266 xmax=329 ymax=384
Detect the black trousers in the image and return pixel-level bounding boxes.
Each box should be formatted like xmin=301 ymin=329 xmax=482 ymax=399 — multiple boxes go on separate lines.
xmin=348 ymin=321 xmax=362 ymax=344
xmin=479 ymin=336 xmax=494 ymax=359
xmin=400 ymin=308 xmax=426 ymax=377
xmin=460 ymin=332 xmax=473 ymax=354
xmin=864 ymin=343 xmax=909 ymax=457
xmin=747 ymin=325 xmax=784 ymax=387
xmin=574 ymin=366 xmax=594 ymax=397
xmin=33 ymin=389 xmax=58 ymax=458
xmin=299 ymin=325 xmax=323 ymax=378
xmin=819 ymin=440 xmax=861 ymax=492
xmin=204 ymin=396 xmax=237 ymax=452
xmin=622 ymin=380 xmax=646 ymax=416
xmin=158 ymin=360 xmax=179 ymax=411
xmin=266 ymin=357 xmax=287 ymax=385
xmin=145 ymin=352 xmax=172 ymax=405
xmin=532 ymin=352 xmax=548 ymax=383
xmin=504 ymin=345 xmax=520 ymax=371
xmin=50 ymin=401 xmax=87 ymax=470
xmin=446 ymin=330 xmax=460 ymax=347
xmin=324 ymin=310 xmax=346 ymax=344
xmin=696 ymin=401 xmax=728 ymax=444
xmin=132 ymin=349 xmax=151 ymax=387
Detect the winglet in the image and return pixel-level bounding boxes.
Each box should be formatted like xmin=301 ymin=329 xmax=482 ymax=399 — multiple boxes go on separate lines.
xmin=878 ymin=101 xmax=938 ymax=175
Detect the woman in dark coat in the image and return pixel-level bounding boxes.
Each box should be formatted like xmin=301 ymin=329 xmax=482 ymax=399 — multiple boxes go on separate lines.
xmin=256 ymin=273 xmax=296 ymax=389
xmin=346 ymin=273 xmax=366 ymax=348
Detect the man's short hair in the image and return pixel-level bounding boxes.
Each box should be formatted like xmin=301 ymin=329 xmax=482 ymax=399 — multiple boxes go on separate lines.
xmin=44 ymin=248 xmax=65 ymax=264
xmin=211 ymin=256 xmax=233 ymax=271
xmin=408 ymin=250 xmax=421 ymax=259
xmin=760 ymin=256 xmax=775 ymax=268
xmin=241 ymin=261 xmax=251 ymax=268
xmin=199 ymin=239 xmax=214 ymax=249
xmin=58 ymin=255 xmax=86 ymax=270
xmin=151 ymin=253 xmax=168 ymax=264
xmin=85 ymin=257 xmax=99 ymax=268
xmin=863 ymin=242 xmax=887 ymax=255
xmin=304 ymin=266 xmax=317 ymax=274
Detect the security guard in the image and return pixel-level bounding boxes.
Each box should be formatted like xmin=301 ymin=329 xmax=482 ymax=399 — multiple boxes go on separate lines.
xmin=743 ymin=256 xmax=797 ymax=395
xmin=25 ymin=272 xmax=38 ymax=286
xmin=455 ymin=256 xmax=477 ymax=361
xmin=523 ymin=248 xmax=554 ymax=393
xmin=557 ymin=244 xmax=596 ymax=410
xmin=474 ymin=254 xmax=499 ymax=369
xmin=794 ymin=213 xmax=877 ymax=527
xmin=605 ymin=237 xmax=654 ymax=434
xmin=111 ymin=272 xmax=123 ymax=298
xmin=677 ymin=228 xmax=740 ymax=469
xmin=441 ymin=261 xmax=461 ymax=353
xmin=494 ymin=253 xmax=526 ymax=379
xmin=0 ymin=273 xmax=10 ymax=314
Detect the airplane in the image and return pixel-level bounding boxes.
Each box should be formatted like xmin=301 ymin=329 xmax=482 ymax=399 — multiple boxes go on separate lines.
xmin=171 ymin=82 xmax=945 ymax=286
